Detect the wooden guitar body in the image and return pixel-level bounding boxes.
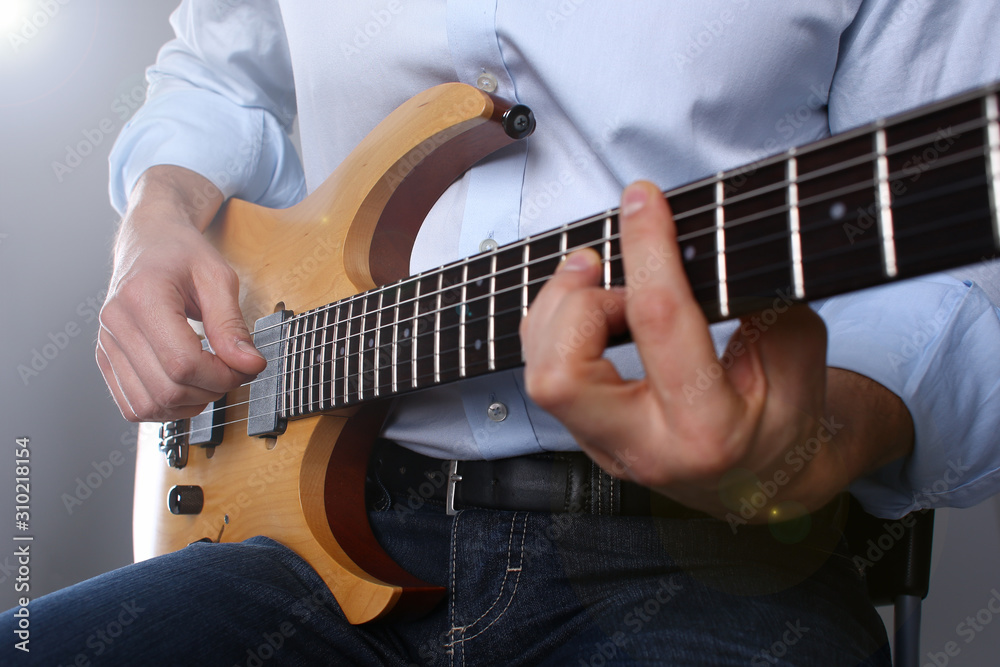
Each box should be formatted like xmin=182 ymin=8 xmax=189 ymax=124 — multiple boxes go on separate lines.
xmin=133 ymin=83 xmax=532 ymax=624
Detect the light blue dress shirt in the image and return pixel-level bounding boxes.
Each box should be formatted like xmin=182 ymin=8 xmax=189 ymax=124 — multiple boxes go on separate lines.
xmin=109 ymin=0 xmax=1000 ymax=518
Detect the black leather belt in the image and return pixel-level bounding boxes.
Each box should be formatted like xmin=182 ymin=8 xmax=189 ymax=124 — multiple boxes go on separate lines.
xmin=370 ymin=440 xmax=709 ymax=519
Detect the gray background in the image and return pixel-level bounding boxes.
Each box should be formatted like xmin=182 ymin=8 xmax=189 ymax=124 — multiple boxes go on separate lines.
xmin=0 ymin=1 xmax=998 ymax=664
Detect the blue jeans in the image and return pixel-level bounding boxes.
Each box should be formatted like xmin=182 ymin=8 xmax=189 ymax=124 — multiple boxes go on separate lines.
xmin=2 ymin=484 xmax=889 ymax=666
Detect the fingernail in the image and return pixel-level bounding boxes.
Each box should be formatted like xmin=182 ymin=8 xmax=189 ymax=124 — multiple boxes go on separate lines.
xmin=559 ymin=251 xmax=598 ymax=272
xmin=622 ymin=185 xmax=649 ymax=218
xmin=237 ymin=339 xmax=265 ymax=359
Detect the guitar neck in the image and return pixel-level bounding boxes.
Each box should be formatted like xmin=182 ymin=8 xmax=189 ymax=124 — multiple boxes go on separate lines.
xmin=264 ymin=83 xmax=1000 ymax=422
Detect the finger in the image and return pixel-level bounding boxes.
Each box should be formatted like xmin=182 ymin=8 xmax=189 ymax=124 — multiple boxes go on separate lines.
xmin=522 ymin=252 xmax=629 ymax=413
xmin=618 ymin=181 xmax=741 ymax=411
xmin=112 ymin=275 xmax=254 ymax=398
xmin=98 ymin=322 xmax=220 ymax=421
xmin=96 ymin=342 xmax=140 ymax=422
xmin=193 ymin=264 xmax=268 ymax=378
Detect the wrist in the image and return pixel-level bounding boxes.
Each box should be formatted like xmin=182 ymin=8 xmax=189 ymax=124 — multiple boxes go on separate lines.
xmin=125 ymin=165 xmax=224 ymax=233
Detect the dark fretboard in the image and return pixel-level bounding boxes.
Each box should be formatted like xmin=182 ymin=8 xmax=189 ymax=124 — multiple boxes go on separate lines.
xmin=256 ymin=82 xmax=1000 ymax=424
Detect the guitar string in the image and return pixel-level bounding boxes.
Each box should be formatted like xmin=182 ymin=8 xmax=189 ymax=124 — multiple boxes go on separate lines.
xmin=239 ymin=111 xmax=992 ymax=342
xmin=169 ymin=195 xmax=995 ymax=442
xmin=242 ymin=136 xmax=990 ymax=346
xmin=161 ymin=122 xmax=996 ymax=439
xmin=168 ymin=153 xmax=994 ymax=435
xmin=246 ymin=146 xmax=990 ymax=360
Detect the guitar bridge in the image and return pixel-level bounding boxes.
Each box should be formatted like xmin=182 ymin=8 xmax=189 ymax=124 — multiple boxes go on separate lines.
xmin=158 ymin=420 xmax=188 ymax=469
xmin=158 ymin=393 xmax=227 ymax=469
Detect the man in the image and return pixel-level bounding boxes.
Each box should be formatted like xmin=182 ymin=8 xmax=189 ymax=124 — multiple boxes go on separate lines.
xmin=6 ymin=1 xmax=1000 ymax=664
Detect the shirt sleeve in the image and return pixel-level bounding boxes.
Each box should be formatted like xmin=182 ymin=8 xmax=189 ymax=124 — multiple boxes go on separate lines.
xmin=823 ymin=0 xmax=1000 ymax=517
xmin=108 ymin=0 xmax=306 ymax=214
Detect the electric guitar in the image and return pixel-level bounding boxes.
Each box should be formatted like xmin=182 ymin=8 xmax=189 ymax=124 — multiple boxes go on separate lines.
xmin=133 ymin=81 xmax=1000 ymax=624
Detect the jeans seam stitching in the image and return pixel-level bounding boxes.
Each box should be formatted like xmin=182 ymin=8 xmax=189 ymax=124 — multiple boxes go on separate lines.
xmin=448 ymin=512 xmax=526 ymax=646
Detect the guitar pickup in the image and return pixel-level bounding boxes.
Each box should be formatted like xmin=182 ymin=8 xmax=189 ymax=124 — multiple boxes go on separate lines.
xmin=248 ymin=310 xmax=292 ymax=438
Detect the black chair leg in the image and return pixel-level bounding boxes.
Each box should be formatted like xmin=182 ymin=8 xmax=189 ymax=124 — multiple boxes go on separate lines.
xmin=893 ymin=594 xmax=922 ymax=667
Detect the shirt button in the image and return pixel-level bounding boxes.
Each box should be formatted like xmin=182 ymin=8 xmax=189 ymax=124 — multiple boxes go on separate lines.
xmin=476 ymin=71 xmax=499 ymax=93
xmin=479 ymin=238 xmax=499 ymax=252
xmin=487 ymin=402 xmax=508 ymax=422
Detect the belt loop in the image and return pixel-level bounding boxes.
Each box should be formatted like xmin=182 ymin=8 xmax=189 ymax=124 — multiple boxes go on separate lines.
xmin=589 ymin=463 xmax=622 ymax=517
xmin=445 ymin=460 xmax=462 ymax=516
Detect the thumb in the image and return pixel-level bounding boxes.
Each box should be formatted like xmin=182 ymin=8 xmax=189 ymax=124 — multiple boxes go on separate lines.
xmin=197 ymin=269 xmax=268 ymax=377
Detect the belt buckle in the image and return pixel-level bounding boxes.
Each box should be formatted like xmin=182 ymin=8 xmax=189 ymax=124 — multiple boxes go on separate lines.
xmin=445 ymin=460 xmax=462 ymax=516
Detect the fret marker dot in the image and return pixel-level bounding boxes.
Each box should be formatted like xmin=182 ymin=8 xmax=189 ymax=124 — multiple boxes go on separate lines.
xmin=403 ymin=328 xmax=411 ymax=338
xmin=338 ymin=346 xmax=345 ymax=356
xmin=476 ymin=279 xmax=484 ymax=287
xmin=475 ymin=339 xmax=482 ymax=351
xmin=830 ymin=202 xmax=847 ymax=220
xmin=367 ymin=338 xmax=374 ymax=348
xmin=683 ymin=245 xmax=696 ymax=261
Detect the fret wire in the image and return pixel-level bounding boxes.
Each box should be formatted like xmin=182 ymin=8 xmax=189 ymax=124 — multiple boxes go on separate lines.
xmin=300 ymin=315 xmax=310 ymax=414
xmin=374 ymin=291 xmax=383 ymax=398
xmin=459 ymin=264 xmax=468 ymax=379
xmin=875 ymin=127 xmax=899 ymax=278
xmin=411 ymin=280 xmax=420 ymax=389
xmin=343 ymin=300 xmax=353 ymax=404
xmin=306 ymin=313 xmax=316 ymax=413
xmin=488 ymin=253 xmax=497 ymax=372
xmin=602 ymin=217 xmax=612 ymax=288
xmin=319 ymin=307 xmax=329 ymax=409
xmin=787 ymin=153 xmax=805 ymax=299
xmin=986 ymin=93 xmax=1000 ymax=248
xmin=326 ymin=302 xmax=343 ymax=408
xmin=521 ymin=244 xmax=530 ymax=319
xmin=289 ymin=316 xmax=301 ymax=416
xmin=715 ymin=176 xmax=730 ymax=318
xmin=434 ymin=273 xmax=442 ymax=384
xmin=280 ymin=318 xmax=290 ymax=420
xmin=358 ymin=297 xmax=368 ymax=400
xmin=391 ymin=286 xmax=400 ymax=394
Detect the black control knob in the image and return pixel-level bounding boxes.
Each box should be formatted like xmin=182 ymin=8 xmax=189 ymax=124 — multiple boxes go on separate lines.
xmin=167 ymin=485 xmax=204 ymax=515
